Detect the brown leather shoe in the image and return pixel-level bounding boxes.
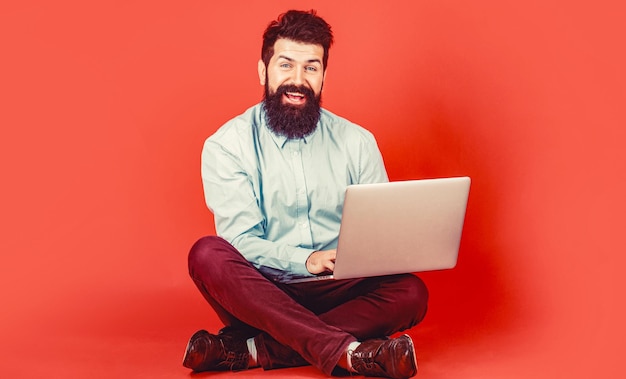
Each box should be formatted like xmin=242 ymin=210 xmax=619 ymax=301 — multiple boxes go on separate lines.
xmin=182 ymin=329 xmax=249 ymax=372
xmin=350 ymin=334 xmax=418 ymax=379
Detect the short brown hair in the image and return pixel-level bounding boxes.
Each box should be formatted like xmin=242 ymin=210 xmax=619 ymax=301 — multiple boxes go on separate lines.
xmin=261 ymin=10 xmax=334 ymax=71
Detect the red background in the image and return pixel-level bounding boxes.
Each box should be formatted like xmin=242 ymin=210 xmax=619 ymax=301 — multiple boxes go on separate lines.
xmin=1 ymin=1 xmax=624 ymax=378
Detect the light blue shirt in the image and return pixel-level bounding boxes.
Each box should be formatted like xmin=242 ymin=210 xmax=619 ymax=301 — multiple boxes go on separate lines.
xmin=201 ymin=103 xmax=388 ymax=277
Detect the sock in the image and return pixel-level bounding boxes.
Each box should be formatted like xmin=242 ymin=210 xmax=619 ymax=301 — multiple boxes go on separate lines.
xmin=246 ymin=337 xmax=260 ymax=368
xmin=346 ymin=341 xmax=361 ymax=371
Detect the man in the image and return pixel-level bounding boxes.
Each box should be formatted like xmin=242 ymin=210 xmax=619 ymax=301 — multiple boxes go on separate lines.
xmin=183 ymin=9 xmax=428 ymax=379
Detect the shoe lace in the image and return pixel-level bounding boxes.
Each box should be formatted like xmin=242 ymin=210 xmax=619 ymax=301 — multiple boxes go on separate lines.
xmin=222 ymin=349 xmax=249 ymax=371
xmin=350 ymin=347 xmax=383 ymax=373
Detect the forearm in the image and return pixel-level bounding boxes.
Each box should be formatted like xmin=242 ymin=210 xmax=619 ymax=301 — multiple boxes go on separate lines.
xmin=230 ymin=232 xmax=314 ymax=275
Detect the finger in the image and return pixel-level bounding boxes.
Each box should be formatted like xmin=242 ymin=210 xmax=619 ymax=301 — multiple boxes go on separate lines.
xmin=325 ymin=261 xmax=335 ymax=272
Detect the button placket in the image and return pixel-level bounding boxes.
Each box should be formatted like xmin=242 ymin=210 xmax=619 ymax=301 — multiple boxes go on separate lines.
xmin=289 ymin=141 xmax=312 ymax=246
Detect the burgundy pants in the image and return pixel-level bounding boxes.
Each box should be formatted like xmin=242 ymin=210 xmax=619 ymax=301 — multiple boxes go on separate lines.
xmin=188 ymin=236 xmax=429 ymax=375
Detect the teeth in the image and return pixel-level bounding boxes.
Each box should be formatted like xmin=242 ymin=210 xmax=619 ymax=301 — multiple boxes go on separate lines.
xmin=286 ymin=92 xmax=304 ymax=98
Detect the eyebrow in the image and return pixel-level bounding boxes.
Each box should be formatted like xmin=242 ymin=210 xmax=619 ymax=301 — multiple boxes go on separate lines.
xmin=277 ymin=55 xmax=322 ymax=65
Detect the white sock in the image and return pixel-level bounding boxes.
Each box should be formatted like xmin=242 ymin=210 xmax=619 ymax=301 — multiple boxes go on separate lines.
xmin=246 ymin=337 xmax=260 ymax=368
xmin=346 ymin=341 xmax=361 ymax=371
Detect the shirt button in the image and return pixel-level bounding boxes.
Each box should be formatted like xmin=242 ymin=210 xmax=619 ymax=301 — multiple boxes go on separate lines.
xmin=301 ymin=222 xmax=308 ymax=228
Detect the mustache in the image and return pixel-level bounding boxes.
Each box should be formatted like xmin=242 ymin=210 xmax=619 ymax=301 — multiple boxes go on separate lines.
xmin=271 ymin=84 xmax=316 ymax=100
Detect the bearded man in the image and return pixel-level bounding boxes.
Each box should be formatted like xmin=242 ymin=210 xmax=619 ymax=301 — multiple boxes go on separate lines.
xmin=182 ymin=9 xmax=429 ymax=379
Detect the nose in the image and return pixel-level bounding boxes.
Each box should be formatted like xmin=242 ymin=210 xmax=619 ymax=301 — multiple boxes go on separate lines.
xmin=291 ymin=67 xmax=304 ymax=86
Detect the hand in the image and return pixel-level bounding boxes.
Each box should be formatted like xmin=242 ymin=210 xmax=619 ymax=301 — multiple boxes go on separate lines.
xmin=306 ymin=249 xmax=336 ymax=275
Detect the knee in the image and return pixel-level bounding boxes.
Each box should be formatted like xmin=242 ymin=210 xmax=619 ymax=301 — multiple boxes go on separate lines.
xmin=398 ymin=274 xmax=429 ymax=324
xmin=407 ymin=274 xmax=429 ymax=303
xmin=188 ymin=236 xmax=231 ymax=278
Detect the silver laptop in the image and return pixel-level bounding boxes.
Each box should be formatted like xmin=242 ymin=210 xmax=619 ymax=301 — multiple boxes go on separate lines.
xmin=280 ymin=176 xmax=471 ymax=284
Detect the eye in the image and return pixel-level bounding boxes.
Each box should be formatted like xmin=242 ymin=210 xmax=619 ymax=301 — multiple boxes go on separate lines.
xmin=305 ymin=66 xmax=318 ymax=72
xmin=280 ymin=63 xmax=292 ymax=69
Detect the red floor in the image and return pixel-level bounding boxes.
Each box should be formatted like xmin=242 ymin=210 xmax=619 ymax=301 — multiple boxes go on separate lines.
xmin=0 ymin=283 xmax=477 ymax=378
xmin=0 ymin=275 xmax=588 ymax=379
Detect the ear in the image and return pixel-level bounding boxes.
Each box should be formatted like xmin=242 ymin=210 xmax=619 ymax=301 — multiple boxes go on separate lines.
xmin=257 ymin=59 xmax=266 ymax=86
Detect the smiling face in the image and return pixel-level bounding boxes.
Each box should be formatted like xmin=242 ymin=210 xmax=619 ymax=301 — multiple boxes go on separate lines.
xmin=258 ymin=38 xmax=326 ymax=106
xmin=258 ymin=38 xmax=327 ymax=139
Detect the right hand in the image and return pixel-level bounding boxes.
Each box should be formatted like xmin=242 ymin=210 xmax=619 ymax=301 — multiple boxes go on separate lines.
xmin=306 ymin=249 xmax=336 ymax=275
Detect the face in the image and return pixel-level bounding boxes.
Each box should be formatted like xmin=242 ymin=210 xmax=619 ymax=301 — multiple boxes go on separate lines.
xmin=258 ymin=38 xmax=327 ymax=139
xmin=258 ymin=38 xmax=326 ymax=106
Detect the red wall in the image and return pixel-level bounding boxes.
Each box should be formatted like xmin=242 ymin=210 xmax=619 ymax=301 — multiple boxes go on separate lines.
xmin=1 ymin=1 xmax=624 ymax=377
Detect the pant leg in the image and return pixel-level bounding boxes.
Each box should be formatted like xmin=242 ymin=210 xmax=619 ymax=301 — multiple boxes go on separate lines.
xmin=188 ymin=236 xmax=355 ymax=375
xmin=286 ymin=273 xmax=429 ymax=339
xmin=261 ymin=274 xmax=429 ymax=371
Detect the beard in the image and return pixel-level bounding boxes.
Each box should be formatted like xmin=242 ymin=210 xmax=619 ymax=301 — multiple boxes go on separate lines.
xmin=262 ymin=83 xmax=322 ymax=139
